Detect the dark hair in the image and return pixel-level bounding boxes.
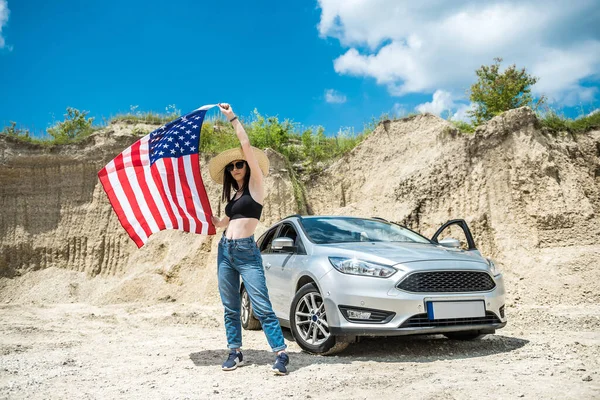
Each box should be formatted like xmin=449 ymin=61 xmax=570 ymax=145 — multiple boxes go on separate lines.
xmin=222 ymin=160 xmax=250 ymax=202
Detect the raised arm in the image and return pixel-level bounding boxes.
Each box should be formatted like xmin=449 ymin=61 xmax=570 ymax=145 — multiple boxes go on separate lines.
xmin=217 ymin=103 xmax=264 ymax=187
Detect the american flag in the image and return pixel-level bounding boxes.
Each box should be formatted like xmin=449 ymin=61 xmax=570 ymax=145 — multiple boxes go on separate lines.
xmin=98 ymin=104 xmax=217 ymax=248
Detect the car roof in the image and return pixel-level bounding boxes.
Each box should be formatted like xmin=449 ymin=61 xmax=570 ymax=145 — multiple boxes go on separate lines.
xmin=280 ymin=215 xmax=390 ymax=223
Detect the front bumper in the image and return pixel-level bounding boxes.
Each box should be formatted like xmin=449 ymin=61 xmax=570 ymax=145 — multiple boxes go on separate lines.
xmin=330 ymin=321 xmax=507 ymax=337
xmin=319 ymin=268 xmax=507 ymax=337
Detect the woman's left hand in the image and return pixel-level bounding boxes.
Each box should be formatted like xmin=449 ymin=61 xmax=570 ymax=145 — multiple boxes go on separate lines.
xmin=218 ymin=103 xmax=235 ymax=120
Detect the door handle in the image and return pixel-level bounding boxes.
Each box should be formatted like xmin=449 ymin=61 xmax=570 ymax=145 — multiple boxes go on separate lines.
xmin=265 ymin=263 xmax=272 ymax=270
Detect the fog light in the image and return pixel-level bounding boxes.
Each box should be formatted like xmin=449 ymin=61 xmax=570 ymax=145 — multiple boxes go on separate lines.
xmin=499 ymin=305 xmax=505 ymax=318
xmin=347 ymin=310 xmax=371 ymax=319
xmin=339 ymin=306 xmax=396 ymax=323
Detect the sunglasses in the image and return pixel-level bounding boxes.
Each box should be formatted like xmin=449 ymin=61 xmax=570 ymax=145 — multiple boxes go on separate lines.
xmin=225 ymin=160 xmax=246 ymax=172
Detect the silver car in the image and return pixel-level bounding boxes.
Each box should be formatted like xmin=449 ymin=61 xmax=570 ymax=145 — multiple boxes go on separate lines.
xmin=240 ymin=215 xmax=507 ymax=355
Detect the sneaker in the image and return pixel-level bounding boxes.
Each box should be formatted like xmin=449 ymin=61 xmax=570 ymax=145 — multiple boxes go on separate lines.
xmin=271 ymin=352 xmax=289 ymax=375
xmin=221 ymin=350 xmax=244 ymax=371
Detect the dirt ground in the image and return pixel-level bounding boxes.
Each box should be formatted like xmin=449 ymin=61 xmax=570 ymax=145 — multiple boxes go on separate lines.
xmin=1 ymin=301 xmax=598 ymax=400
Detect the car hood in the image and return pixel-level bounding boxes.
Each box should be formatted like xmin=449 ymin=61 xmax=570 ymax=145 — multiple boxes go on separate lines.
xmin=317 ymin=242 xmax=487 ymax=265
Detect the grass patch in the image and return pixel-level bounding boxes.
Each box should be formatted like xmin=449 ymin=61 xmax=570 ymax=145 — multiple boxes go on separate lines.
xmin=450 ymin=120 xmax=476 ymax=134
xmin=1 ymin=106 xmax=430 ymax=172
xmin=109 ymin=112 xmax=178 ymax=125
xmin=538 ymin=109 xmax=600 ymax=135
xmin=108 ymin=104 xmax=181 ymax=126
xmin=283 ymin=155 xmax=309 ymax=214
xmin=2 ymin=107 xmax=100 ymax=146
xmin=199 ymin=109 xmax=378 ymax=169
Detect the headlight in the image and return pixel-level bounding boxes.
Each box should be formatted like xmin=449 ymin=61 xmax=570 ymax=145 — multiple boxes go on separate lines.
xmin=329 ymin=257 xmax=397 ymax=278
xmin=488 ymin=259 xmax=501 ymax=276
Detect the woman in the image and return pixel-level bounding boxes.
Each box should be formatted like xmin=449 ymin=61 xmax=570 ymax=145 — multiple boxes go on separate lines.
xmin=208 ymin=103 xmax=289 ymax=375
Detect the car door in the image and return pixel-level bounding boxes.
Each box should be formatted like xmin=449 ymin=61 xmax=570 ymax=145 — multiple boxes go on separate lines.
xmin=257 ymin=225 xmax=279 ymax=289
xmin=264 ymin=223 xmax=306 ymax=319
xmin=258 ymin=224 xmax=291 ymax=318
xmin=431 ymin=219 xmax=481 ymax=256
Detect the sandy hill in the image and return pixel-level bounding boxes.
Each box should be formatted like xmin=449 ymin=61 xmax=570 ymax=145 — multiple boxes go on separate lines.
xmin=1 ymin=108 xmax=599 ymax=309
xmin=307 ymin=107 xmax=600 ymax=307
xmin=0 ymin=122 xmax=299 ymax=304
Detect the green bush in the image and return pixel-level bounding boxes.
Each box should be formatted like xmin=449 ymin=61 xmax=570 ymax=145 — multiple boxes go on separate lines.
xmin=450 ymin=120 xmax=475 ymax=134
xmin=306 ymin=126 xmax=326 ymax=162
xmin=2 ymin=121 xmax=31 ymax=138
xmin=468 ymin=57 xmax=545 ymax=125
xmin=47 ymin=107 xmax=95 ymax=143
xmin=195 ymin=109 xmax=375 ymax=169
xmin=246 ymin=109 xmax=295 ymax=152
xmin=199 ymin=120 xmax=239 ymax=154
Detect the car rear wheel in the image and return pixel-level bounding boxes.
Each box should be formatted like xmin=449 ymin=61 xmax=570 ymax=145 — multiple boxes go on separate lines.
xmin=241 ymin=287 xmax=262 ymax=330
xmin=290 ymin=283 xmax=349 ymax=355
xmin=443 ymin=330 xmax=485 ymax=340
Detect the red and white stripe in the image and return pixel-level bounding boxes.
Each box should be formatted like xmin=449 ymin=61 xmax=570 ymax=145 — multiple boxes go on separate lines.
xmin=98 ymin=135 xmax=215 ymax=248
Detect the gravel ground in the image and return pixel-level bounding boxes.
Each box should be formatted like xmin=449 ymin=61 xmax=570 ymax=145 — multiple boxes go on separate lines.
xmin=0 ymin=302 xmax=598 ymax=400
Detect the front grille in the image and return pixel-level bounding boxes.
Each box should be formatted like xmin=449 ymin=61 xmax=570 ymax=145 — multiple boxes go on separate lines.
xmin=399 ymin=312 xmax=501 ymax=328
xmin=397 ymin=271 xmax=495 ymax=293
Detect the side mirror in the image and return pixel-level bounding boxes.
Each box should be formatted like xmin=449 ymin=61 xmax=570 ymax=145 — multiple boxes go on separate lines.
xmin=271 ymin=237 xmax=295 ymax=250
xmin=438 ymin=238 xmax=461 ymax=248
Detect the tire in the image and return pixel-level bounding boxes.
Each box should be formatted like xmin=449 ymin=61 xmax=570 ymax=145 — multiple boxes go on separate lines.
xmin=241 ymin=286 xmax=262 ymax=331
xmin=443 ymin=330 xmax=485 ymax=340
xmin=290 ymin=283 xmax=349 ymax=355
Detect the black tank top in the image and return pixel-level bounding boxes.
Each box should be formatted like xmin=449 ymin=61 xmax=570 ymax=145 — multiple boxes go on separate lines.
xmin=225 ymin=186 xmax=263 ymax=220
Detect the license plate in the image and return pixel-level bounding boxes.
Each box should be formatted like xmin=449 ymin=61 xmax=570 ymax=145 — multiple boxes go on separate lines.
xmin=426 ymin=301 xmax=485 ymax=320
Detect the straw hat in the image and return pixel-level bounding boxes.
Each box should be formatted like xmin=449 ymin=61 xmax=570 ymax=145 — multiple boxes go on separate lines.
xmin=208 ymin=146 xmax=270 ymax=184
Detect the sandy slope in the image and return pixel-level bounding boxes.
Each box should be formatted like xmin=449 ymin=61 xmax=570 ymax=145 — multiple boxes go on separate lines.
xmin=0 ymin=126 xmax=298 ymax=304
xmin=307 ymin=108 xmax=600 ymax=308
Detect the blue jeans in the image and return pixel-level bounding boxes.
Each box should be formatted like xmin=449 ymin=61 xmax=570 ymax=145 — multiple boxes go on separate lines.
xmin=217 ymin=234 xmax=287 ymax=352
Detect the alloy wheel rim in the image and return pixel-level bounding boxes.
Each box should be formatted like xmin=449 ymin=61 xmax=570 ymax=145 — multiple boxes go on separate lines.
xmin=241 ymin=290 xmax=249 ymax=324
xmin=295 ymin=292 xmax=330 ymax=346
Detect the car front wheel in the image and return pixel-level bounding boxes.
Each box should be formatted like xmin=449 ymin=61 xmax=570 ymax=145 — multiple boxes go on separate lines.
xmin=290 ymin=283 xmax=349 ymax=355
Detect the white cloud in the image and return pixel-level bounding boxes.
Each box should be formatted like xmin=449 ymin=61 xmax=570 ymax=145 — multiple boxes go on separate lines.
xmin=452 ymin=103 xmax=476 ymax=122
xmin=324 ymin=89 xmax=347 ymax=104
xmin=530 ymin=41 xmax=600 ymax=105
xmin=317 ymin=0 xmax=600 ymax=104
xmin=0 ymin=0 xmax=9 ymax=50
xmin=589 ymin=108 xmax=600 ymax=116
xmin=391 ymin=102 xmax=406 ymax=117
xmin=415 ymin=90 xmax=455 ymax=116
xmin=414 ymin=90 xmax=475 ymax=121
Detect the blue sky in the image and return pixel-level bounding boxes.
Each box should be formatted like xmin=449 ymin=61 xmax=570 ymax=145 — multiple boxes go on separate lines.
xmin=1 ymin=0 xmax=599 ymax=137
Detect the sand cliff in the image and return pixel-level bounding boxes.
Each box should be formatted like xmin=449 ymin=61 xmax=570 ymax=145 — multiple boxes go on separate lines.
xmin=1 ymin=108 xmax=599 ymax=307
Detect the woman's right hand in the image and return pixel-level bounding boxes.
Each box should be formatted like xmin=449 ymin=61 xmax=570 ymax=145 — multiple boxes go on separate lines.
xmin=218 ymin=103 xmax=235 ymax=121
xmin=211 ymin=215 xmax=220 ymax=227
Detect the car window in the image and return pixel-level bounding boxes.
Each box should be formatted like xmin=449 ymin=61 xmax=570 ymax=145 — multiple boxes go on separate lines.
xmin=256 ymin=231 xmax=267 ymax=249
xmin=299 ymin=217 xmax=431 ymax=245
xmin=275 ymin=223 xmax=306 ymax=254
xmin=277 ymin=224 xmax=297 ymax=242
xmin=436 ymin=224 xmax=470 ymax=250
xmin=259 ymin=226 xmax=279 ymax=253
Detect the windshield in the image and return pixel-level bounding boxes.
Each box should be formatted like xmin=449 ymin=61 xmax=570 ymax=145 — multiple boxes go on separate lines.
xmin=299 ymin=217 xmax=432 ymax=244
